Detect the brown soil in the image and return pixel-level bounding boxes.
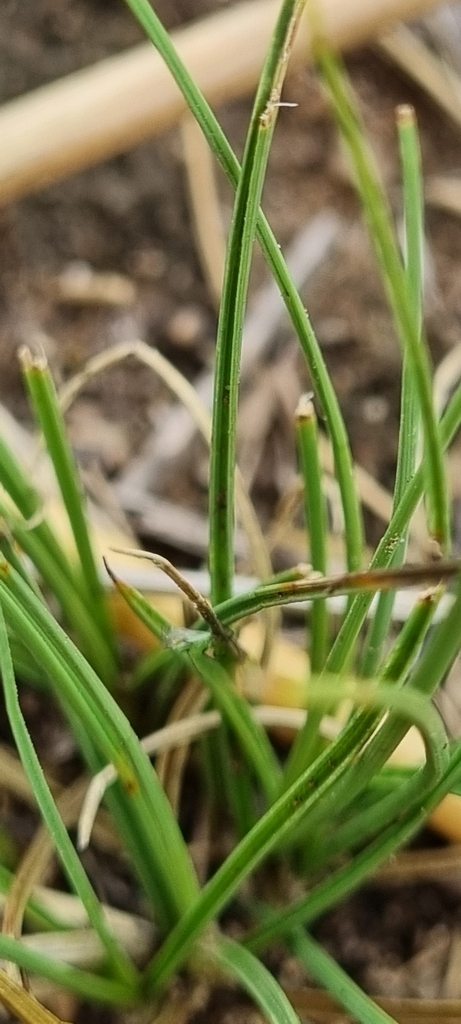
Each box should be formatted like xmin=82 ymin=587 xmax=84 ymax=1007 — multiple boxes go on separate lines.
xmin=2 ymin=0 xmax=461 ymax=1022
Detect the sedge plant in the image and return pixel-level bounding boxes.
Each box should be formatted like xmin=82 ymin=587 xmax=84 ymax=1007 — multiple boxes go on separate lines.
xmin=1 ymin=3 xmax=461 ymax=1023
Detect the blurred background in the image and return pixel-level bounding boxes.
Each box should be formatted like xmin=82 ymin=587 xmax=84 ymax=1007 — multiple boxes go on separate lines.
xmin=2 ymin=0 xmax=461 ymax=1020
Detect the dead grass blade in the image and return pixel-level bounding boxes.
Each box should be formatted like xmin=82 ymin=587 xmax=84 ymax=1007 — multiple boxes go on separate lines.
xmin=59 ymin=340 xmax=276 ymax=662
xmin=286 ymin=985 xmax=461 ymax=1023
xmin=0 ymin=970 xmax=70 ymax=1024
xmin=181 ymin=116 xmax=226 ymax=308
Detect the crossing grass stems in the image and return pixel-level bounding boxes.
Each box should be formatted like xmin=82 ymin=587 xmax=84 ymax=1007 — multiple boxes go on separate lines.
xmin=0 ymin=3 xmax=460 ymax=1023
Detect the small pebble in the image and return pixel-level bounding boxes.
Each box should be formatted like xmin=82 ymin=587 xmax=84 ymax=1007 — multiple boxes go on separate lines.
xmin=166 ymin=306 xmax=206 ymax=347
xmin=54 ymin=261 xmax=136 ymax=307
xmin=361 ymin=395 xmax=389 ymax=425
xmin=131 ymin=247 xmax=167 ymax=281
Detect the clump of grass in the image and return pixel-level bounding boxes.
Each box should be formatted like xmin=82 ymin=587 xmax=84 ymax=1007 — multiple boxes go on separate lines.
xmin=0 ymin=3 xmax=461 ymax=1023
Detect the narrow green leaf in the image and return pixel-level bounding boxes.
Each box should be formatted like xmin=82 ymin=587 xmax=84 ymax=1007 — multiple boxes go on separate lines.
xmin=362 ymin=104 xmax=425 ymax=677
xmin=0 ymin=434 xmax=73 ymax=580
xmin=296 ymin=395 xmax=328 ymax=673
xmin=292 ymin=930 xmax=398 ymax=1024
xmin=0 ymin=496 xmax=116 ymax=683
xmin=324 ymin=379 xmax=461 ymax=677
xmin=189 ymin=649 xmax=282 ymax=804
xmin=0 ymin=558 xmax=200 ymax=926
xmin=145 ymin=680 xmax=447 ymax=992
xmin=291 ymin=396 xmax=330 ymax=774
xmin=20 ymin=350 xmax=117 ymax=677
xmin=122 ymin=0 xmax=364 ymax=579
xmin=316 ymin=45 xmax=449 ymax=550
xmin=0 ymin=599 xmax=139 ymax=990
xmin=212 ymin=936 xmax=301 ymax=1024
xmin=247 ymin=577 xmax=461 ymax=952
xmin=213 ymin=560 xmax=459 ymax=627
xmin=209 ymin=0 xmax=306 ymax=603
xmin=0 ymin=934 xmax=136 ymax=1006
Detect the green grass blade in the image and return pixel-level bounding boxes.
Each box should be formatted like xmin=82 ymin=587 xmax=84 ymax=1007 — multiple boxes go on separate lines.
xmin=0 ymin=559 xmax=200 ymax=926
xmin=213 ymin=936 xmax=301 ymax=1024
xmin=316 ymin=44 xmax=449 ymax=550
xmin=0 ymin=498 xmax=116 ymax=683
xmin=0 ymin=439 xmax=115 ymax=680
xmin=296 ymin=395 xmax=328 ymax=673
xmin=214 ymin=725 xmax=258 ymax=836
xmin=248 ymin=730 xmax=461 ymax=954
xmin=212 ymin=561 xmax=459 ymax=627
xmin=0 ymin=437 xmax=112 ymax=668
xmin=324 ymin=380 xmax=461 ymax=677
xmin=379 ymin=588 xmax=439 ymax=681
xmin=362 ymin=104 xmax=425 ymax=677
xmin=291 ymin=929 xmax=398 ymax=1024
xmin=122 ymin=0 xmax=364 ymax=578
xmin=103 ymin=561 xmax=176 ymax=645
xmin=189 ymin=648 xmax=282 ymax=804
xmin=292 ymin=576 xmax=457 ymax=859
xmin=292 ymin=395 xmax=329 ymax=771
xmin=0 ymin=434 xmax=74 ymax=580
xmin=20 ymin=350 xmax=117 ymax=676
xmin=395 ymin=103 xmax=424 ymax=486
xmin=0 ymin=600 xmax=140 ymax=990
xmin=0 ymin=531 xmax=43 ymax=600
xmin=300 ymin=593 xmax=442 ymax=870
xmin=209 ymin=0 xmax=306 ymax=603
xmin=246 ymin=809 xmax=427 ymax=953
xmin=0 ymin=863 xmax=70 ymax=933
xmin=262 ymin=573 xmax=461 ymax=886
xmin=0 ymin=934 xmax=136 ymax=1006
xmin=144 ymin=680 xmax=446 ymax=992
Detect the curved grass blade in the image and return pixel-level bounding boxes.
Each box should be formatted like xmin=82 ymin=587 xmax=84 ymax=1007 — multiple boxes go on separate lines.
xmin=291 ymin=929 xmax=398 ymax=1024
xmin=0 ymin=935 xmax=136 ymax=1006
xmin=0 ymin=434 xmax=74 ymax=581
xmin=0 ymin=559 xmax=200 ymax=926
xmin=122 ymin=0 xmax=364 ymax=579
xmin=301 ymin=593 xmax=443 ymax=869
xmin=248 ymin=741 xmax=461 ymax=953
xmin=144 ymin=680 xmax=446 ymax=992
xmin=247 ymin=729 xmax=461 ymax=954
xmin=246 ymin=578 xmax=461 ymax=952
xmin=20 ymin=349 xmax=117 ymax=678
xmin=246 ymin=806 xmax=428 ymax=953
xmin=285 ymin=570 xmax=459 ymax=857
xmin=213 ymin=936 xmax=301 ymax=1024
xmin=0 ymin=497 xmax=116 ymax=683
xmin=0 ymin=600 xmax=139 ymax=990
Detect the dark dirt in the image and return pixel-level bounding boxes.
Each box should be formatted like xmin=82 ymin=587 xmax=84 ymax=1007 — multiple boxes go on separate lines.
xmin=2 ymin=0 xmax=461 ymax=1021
